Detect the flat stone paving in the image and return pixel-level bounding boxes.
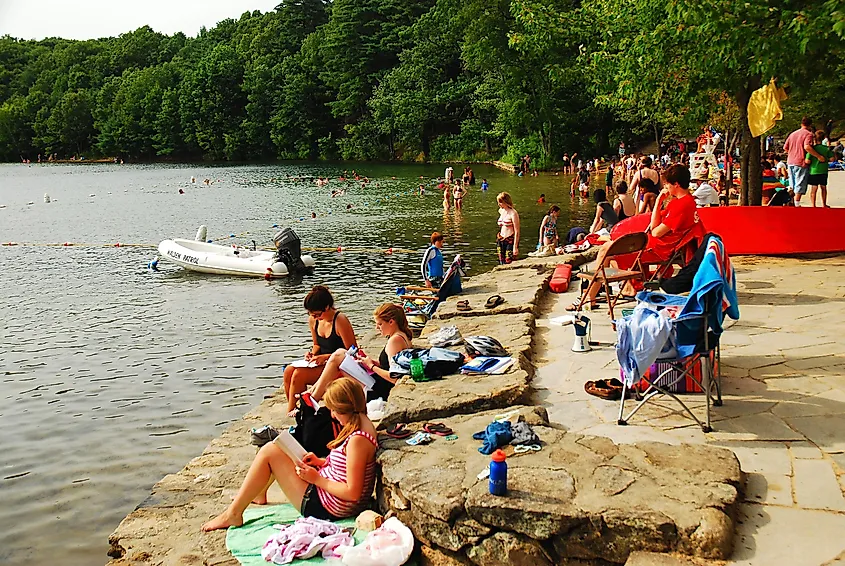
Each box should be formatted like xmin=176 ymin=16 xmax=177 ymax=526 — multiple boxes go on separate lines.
xmin=533 ymin=255 xmax=845 ymax=566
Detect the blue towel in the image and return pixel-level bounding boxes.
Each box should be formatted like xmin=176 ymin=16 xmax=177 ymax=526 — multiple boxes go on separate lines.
xmin=472 ymin=421 xmax=513 ymax=454
xmin=616 ymin=303 xmax=677 ymax=386
xmin=675 ymin=236 xmax=739 ymax=357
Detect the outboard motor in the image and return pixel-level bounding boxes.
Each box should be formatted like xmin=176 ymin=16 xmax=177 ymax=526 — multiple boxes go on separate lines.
xmin=273 ymin=228 xmax=306 ymax=274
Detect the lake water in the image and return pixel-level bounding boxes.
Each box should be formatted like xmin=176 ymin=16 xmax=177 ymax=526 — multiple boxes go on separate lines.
xmin=0 ymin=162 xmax=593 ymax=565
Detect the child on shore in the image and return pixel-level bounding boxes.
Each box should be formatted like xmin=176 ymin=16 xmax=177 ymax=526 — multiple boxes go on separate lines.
xmin=806 ymin=129 xmax=834 ymax=207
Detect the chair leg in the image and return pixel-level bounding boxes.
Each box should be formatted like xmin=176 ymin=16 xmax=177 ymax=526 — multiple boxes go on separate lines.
xmin=604 ymin=280 xmax=615 ymax=321
xmin=617 ymin=379 xmax=629 ymax=425
xmin=703 ymin=357 xmax=712 ymax=433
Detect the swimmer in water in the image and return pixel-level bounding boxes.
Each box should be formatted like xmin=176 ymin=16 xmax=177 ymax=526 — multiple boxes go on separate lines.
xmin=419 ymin=184 xmax=425 ymax=196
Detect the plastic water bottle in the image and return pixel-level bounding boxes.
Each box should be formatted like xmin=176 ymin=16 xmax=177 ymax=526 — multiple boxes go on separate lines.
xmin=489 ymin=449 xmax=507 ymax=495
xmin=409 ymin=351 xmax=424 ymax=381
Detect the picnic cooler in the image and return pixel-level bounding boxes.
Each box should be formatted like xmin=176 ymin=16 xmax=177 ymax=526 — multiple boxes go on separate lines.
xmin=620 ymin=351 xmax=718 ymax=394
xmin=549 ymin=264 xmax=572 ymax=293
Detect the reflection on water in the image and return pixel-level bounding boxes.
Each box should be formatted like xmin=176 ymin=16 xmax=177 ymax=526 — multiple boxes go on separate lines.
xmin=0 ymin=162 xmax=594 ymax=566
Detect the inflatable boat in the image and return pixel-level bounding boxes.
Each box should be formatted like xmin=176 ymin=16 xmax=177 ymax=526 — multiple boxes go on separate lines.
xmin=158 ymin=228 xmax=315 ymax=278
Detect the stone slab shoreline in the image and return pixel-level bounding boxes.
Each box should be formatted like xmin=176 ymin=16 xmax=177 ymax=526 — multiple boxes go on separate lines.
xmin=106 ymin=249 xmax=743 ymax=566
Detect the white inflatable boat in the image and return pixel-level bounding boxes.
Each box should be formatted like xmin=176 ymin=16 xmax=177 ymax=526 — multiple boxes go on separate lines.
xmin=157 ymin=228 xmax=315 ymax=278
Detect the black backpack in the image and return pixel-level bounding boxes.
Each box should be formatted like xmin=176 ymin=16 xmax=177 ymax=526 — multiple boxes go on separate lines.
xmin=291 ymin=394 xmax=341 ymax=458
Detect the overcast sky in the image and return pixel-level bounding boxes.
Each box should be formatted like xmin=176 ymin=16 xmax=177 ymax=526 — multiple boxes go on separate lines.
xmin=0 ymin=0 xmax=282 ymax=40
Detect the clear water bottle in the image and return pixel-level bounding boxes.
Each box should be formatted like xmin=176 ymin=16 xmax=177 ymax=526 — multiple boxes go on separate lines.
xmin=409 ymin=351 xmax=424 ymax=381
xmin=489 ymin=449 xmax=507 ymax=495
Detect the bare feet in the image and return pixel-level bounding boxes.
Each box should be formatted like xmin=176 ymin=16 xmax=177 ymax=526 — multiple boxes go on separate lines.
xmin=202 ymin=509 xmax=244 ymax=532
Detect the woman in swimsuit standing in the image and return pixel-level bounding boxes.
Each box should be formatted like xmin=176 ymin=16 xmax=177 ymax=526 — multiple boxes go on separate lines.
xmin=496 ymin=192 xmax=520 ymax=264
xmin=309 ymin=303 xmax=413 ymax=403
xmin=284 ymin=285 xmax=357 ymax=417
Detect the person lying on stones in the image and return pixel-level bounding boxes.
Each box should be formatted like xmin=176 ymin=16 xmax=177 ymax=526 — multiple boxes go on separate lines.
xmin=202 ymin=378 xmax=378 ymax=530
xmin=284 ymin=285 xmax=357 ymax=417
xmin=309 ymin=303 xmax=413 ymax=403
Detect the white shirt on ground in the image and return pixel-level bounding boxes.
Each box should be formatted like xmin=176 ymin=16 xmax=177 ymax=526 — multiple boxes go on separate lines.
xmin=693 ymin=182 xmax=720 ymax=207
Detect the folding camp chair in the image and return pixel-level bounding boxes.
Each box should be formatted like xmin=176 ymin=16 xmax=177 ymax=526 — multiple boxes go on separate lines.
xmin=616 ymin=234 xmax=738 ymax=432
xmin=641 ymin=227 xmax=703 ymax=288
xmin=397 ymin=255 xmax=465 ymax=333
xmin=617 ymin=291 xmax=722 ymax=432
xmin=574 ymin=232 xmax=648 ymax=321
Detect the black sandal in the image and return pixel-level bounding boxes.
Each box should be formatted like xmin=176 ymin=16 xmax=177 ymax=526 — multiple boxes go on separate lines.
xmin=385 ymin=424 xmax=413 ymax=439
xmin=456 ymin=300 xmax=472 ymax=311
xmin=485 ymin=294 xmax=505 ymax=309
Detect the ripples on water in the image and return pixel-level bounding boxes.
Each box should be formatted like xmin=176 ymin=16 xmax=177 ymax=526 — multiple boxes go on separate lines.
xmin=0 ymin=162 xmax=593 ymax=565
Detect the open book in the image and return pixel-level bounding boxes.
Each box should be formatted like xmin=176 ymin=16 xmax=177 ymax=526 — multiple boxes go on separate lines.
xmin=338 ymin=350 xmax=376 ymax=390
xmin=290 ymin=359 xmax=318 ymax=368
xmin=273 ymin=430 xmax=308 ymax=463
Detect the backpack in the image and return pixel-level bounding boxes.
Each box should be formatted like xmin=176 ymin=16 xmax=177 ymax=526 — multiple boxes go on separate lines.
xmin=291 ymin=393 xmax=341 ymax=458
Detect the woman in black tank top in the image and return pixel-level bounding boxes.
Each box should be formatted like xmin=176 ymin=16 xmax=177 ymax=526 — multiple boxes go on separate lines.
xmin=589 ymin=188 xmax=619 ymax=233
xmin=284 ymin=286 xmax=357 ymax=416
xmin=309 ymin=304 xmax=413 ymax=403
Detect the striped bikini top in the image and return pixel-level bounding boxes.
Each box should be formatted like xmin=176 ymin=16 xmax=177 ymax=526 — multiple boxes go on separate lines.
xmin=317 ymin=430 xmax=378 ymax=518
xmin=497 ymin=210 xmax=514 ymax=227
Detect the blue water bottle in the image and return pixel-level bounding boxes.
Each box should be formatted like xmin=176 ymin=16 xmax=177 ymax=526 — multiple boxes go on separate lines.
xmin=489 ymin=449 xmax=508 ymax=495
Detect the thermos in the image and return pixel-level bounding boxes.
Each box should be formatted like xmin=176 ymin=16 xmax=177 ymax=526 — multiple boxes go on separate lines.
xmin=489 ymin=449 xmax=508 ymax=495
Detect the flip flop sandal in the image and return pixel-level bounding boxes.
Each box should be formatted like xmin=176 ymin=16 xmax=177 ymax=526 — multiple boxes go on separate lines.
xmin=423 ymin=423 xmax=453 ymax=436
xmin=513 ymin=444 xmax=542 ymax=453
xmin=456 ymin=300 xmax=472 ymax=311
xmin=385 ymin=424 xmax=413 ymax=439
xmin=485 ymin=294 xmax=505 ymax=309
xmin=566 ymin=301 xmax=599 ymax=312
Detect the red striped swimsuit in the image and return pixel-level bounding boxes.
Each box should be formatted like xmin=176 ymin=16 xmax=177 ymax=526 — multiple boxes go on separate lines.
xmin=317 ymin=430 xmax=378 ymax=517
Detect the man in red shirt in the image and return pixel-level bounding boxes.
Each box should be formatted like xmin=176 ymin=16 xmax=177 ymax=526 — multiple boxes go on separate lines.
xmin=783 ymin=117 xmax=827 ymax=206
xmin=569 ymin=164 xmax=706 ymax=310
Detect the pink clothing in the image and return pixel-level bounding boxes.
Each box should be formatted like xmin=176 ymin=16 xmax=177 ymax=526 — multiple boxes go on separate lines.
xmin=262 ymin=517 xmax=352 ymax=564
xmin=317 ymin=430 xmax=377 ymax=518
xmin=783 ymin=128 xmax=813 ymax=166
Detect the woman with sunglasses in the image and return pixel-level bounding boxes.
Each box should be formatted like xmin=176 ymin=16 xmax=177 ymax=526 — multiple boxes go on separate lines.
xmin=284 ymin=285 xmax=357 ymax=417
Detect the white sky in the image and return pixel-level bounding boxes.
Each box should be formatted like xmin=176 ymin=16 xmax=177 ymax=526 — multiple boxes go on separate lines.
xmin=0 ymin=0 xmax=282 ymax=40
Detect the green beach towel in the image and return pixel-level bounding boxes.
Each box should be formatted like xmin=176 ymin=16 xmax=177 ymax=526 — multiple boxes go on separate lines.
xmin=225 ymin=504 xmax=361 ymax=566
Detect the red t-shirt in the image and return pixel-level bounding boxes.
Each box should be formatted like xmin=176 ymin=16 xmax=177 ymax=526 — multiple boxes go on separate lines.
xmin=647 ymin=194 xmax=706 ymax=260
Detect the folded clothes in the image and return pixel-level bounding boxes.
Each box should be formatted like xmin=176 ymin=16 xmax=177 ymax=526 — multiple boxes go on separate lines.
xmin=472 ymin=420 xmax=513 ymax=455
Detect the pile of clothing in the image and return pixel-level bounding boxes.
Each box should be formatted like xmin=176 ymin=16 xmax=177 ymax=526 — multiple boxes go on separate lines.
xmin=472 ymin=417 xmax=541 ymax=454
xmin=261 ymin=517 xmax=352 ymax=564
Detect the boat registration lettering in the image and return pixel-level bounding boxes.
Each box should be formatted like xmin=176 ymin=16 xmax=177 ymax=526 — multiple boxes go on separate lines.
xmin=167 ymin=250 xmax=199 ymax=264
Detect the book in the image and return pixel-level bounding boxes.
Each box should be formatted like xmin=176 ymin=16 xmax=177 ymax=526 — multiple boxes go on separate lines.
xmin=273 ymin=429 xmax=308 ymax=463
xmin=290 ymin=359 xmax=318 ymax=368
xmin=338 ymin=350 xmax=376 ymax=390
xmin=460 ymin=356 xmax=515 ymax=375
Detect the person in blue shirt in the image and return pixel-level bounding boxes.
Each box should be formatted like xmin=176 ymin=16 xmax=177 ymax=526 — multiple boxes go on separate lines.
xmin=421 ymin=232 xmax=445 ymax=288
xmin=481 ymin=179 xmax=489 ymax=191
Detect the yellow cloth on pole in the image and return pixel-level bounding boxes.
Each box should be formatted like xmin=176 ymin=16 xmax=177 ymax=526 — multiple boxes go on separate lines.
xmin=747 ymin=79 xmax=788 ymax=138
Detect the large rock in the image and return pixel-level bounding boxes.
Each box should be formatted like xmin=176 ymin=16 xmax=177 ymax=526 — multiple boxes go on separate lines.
xmin=434 ymin=267 xmax=550 ymax=319
xmin=377 ymin=407 xmax=743 ymax=565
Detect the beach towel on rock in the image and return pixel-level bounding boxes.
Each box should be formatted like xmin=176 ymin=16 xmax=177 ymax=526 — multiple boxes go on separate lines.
xmin=225 ymin=504 xmax=361 ymax=566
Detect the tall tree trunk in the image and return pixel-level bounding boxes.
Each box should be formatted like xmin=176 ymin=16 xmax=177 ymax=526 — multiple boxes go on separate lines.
xmin=736 ymin=77 xmax=762 ymax=206
xmin=654 ymin=123 xmax=661 ymax=162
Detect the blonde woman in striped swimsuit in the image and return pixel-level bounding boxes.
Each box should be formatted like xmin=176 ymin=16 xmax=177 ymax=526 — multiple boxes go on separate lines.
xmin=202 ymin=378 xmax=378 ymax=530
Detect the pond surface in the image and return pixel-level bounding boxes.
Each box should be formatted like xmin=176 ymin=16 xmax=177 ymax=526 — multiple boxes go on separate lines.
xmin=0 ymin=161 xmax=595 ymax=565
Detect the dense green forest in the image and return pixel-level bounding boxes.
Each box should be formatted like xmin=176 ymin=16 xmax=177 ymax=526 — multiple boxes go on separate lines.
xmin=1 ymin=0 xmax=843 ymax=197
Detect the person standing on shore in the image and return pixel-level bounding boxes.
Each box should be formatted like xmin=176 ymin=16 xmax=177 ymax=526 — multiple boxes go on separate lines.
xmin=496 ymin=192 xmax=520 ymax=264
xmin=421 ymin=232 xmax=445 ymax=288
xmin=783 ymin=117 xmax=827 ymax=206
xmin=806 ymin=129 xmax=834 ymax=207
xmin=629 ymin=156 xmax=660 ymax=203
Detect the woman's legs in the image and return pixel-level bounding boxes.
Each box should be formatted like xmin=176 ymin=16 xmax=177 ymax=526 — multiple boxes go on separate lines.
xmin=286 ymin=366 xmax=324 ymax=415
xmin=202 ymin=443 xmax=309 ymax=531
xmin=309 ymin=349 xmax=346 ymax=401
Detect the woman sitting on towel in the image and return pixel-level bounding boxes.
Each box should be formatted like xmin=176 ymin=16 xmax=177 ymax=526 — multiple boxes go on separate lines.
xmin=202 ymin=378 xmax=378 ymax=530
xmin=284 ymin=285 xmax=357 ymax=417
xmin=310 ymin=303 xmax=413 ymax=403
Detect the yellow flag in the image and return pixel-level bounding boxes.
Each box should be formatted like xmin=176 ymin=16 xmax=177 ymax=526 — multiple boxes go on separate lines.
xmin=747 ymin=79 xmax=788 ymax=138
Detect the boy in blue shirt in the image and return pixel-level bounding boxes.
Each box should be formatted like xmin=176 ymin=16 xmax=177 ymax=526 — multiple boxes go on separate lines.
xmin=480 ymin=179 xmax=489 ymax=191
xmin=421 ymin=232 xmax=445 ymax=288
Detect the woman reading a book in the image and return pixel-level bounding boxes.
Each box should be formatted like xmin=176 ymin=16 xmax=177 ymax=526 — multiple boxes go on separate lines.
xmin=310 ymin=303 xmax=413 ymax=403
xmin=202 ymin=377 xmax=378 ymax=530
xmin=284 ymin=285 xmax=357 ymax=417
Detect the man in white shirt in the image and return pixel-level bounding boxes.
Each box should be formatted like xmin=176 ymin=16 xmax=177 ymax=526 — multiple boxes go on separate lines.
xmin=692 ymin=174 xmax=720 ymax=207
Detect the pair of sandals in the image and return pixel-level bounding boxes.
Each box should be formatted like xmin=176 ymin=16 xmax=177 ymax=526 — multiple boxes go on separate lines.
xmin=385 ymin=422 xmax=453 ymax=439
xmin=584 ymin=378 xmax=629 ymax=400
xmin=456 ymin=295 xmax=505 ymax=312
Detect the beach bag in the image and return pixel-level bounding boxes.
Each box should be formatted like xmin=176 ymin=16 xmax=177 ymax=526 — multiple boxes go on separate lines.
xmin=391 ymin=348 xmax=465 ymax=379
xmin=291 ymin=394 xmax=340 ymax=458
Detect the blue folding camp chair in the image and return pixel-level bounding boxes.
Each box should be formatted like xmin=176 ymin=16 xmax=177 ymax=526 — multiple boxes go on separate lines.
xmin=615 ymin=236 xmax=739 ymax=432
xmin=397 ymin=255 xmax=465 ymax=334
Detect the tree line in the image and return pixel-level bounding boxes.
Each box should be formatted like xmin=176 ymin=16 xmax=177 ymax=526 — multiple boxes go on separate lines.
xmin=0 ymin=0 xmax=842 ymax=201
